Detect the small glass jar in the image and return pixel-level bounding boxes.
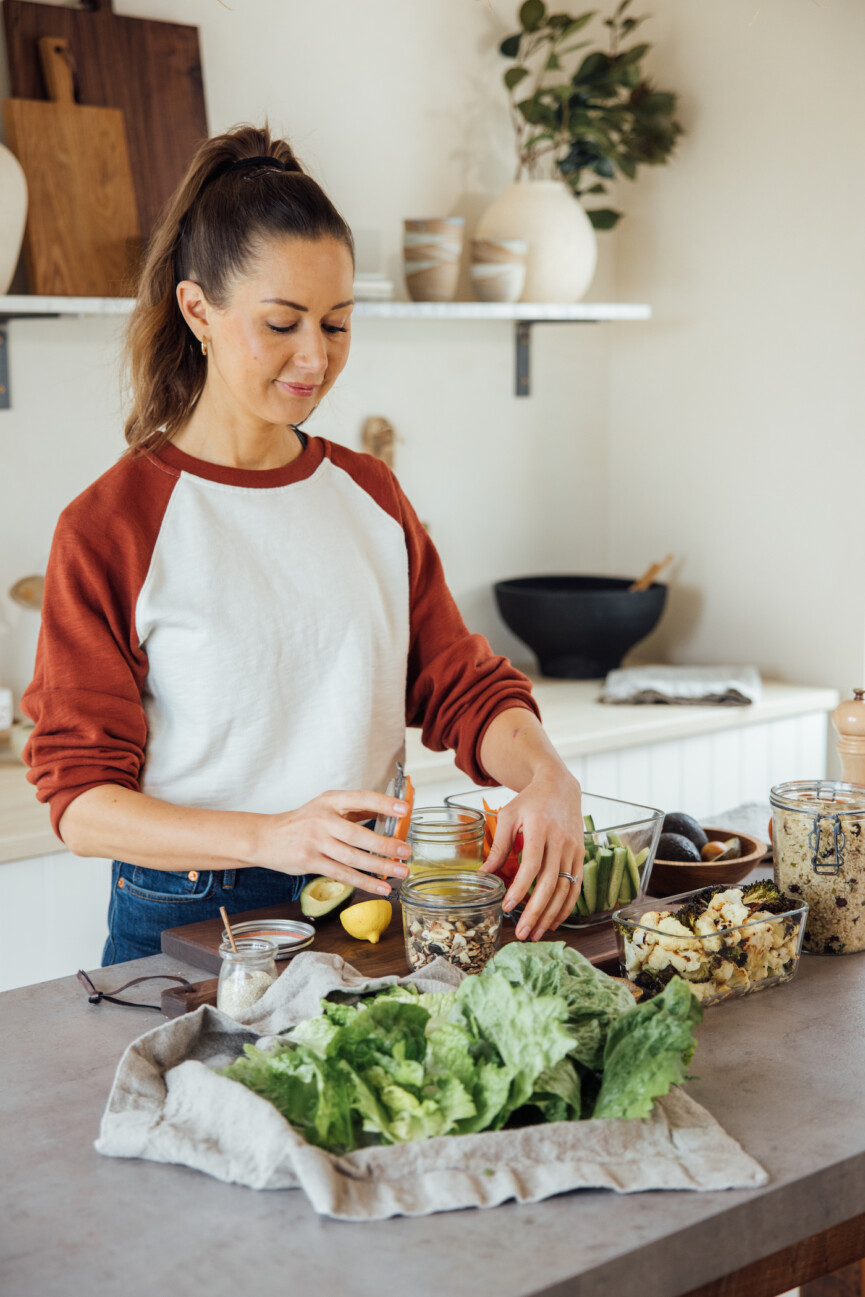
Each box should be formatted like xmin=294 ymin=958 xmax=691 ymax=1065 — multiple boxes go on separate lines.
xmin=407 ymin=806 xmax=486 ymax=875
xmin=400 ymin=870 xmax=505 ymax=974
xmin=216 ymin=937 xmax=278 ymax=1017
xmin=771 ymin=780 xmax=865 ymax=955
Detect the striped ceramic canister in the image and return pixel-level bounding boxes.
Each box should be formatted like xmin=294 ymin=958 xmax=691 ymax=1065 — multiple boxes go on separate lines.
xmin=470 ymin=237 xmax=528 ymax=303
xmin=402 ymin=217 xmax=465 ymax=302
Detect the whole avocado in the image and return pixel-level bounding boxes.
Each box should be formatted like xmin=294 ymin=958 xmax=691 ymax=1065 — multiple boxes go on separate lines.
xmin=656 ymin=832 xmax=702 ymax=863
xmin=662 ymin=812 xmax=709 ymax=851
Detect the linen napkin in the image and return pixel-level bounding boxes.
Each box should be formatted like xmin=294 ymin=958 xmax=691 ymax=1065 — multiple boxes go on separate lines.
xmin=95 ymin=951 xmax=768 ymax=1220
xmin=601 ymin=665 xmax=762 ymax=706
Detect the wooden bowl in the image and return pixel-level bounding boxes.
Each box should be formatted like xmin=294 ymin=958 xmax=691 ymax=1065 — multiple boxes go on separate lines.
xmin=649 ymin=826 xmax=769 ymax=897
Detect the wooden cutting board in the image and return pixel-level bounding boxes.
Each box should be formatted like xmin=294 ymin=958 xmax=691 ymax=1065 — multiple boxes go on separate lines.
xmin=3 ymin=0 xmax=208 ymax=244
xmin=3 ymin=37 xmax=140 ymax=296
xmin=159 ymin=895 xmax=622 ymax=1016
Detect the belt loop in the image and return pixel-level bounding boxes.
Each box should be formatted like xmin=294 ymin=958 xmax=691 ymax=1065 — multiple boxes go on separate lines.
xmin=222 ymin=869 xmax=236 ymax=890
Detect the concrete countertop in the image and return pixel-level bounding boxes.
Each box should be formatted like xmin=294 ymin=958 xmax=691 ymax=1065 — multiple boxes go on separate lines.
xmin=0 ymin=679 xmax=837 ymax=866
xmin=2 ymin=947 xmax=864 ymax=1297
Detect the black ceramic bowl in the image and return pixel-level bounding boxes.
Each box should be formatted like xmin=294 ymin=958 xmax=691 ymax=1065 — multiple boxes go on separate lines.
xmin=494 ymin=575 xmax=667 ymax=679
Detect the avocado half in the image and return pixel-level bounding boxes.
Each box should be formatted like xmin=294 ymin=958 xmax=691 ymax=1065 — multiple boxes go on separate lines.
xmin=300 ymin=876 xmax=355 ymax=919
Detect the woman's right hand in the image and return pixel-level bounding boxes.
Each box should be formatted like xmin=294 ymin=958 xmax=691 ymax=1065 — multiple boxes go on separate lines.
xmin=254 ymin=789 xmax=412 ymax=895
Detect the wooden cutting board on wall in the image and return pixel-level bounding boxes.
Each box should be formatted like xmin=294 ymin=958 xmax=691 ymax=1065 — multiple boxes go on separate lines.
xmin=3 ymin=36 xmax=140 ymax=295
xmin=3 ymin=0 xmax=208 ymax=245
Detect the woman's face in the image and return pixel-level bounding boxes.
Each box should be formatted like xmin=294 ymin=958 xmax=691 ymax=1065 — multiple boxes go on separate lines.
xmin=182 ymin=235 xmax=355 ymax=427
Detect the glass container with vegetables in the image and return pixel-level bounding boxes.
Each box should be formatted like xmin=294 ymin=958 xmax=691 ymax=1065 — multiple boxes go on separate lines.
xmin=446 ymin=788 xmax=663 ymax=923
xmin=771 ymin=780 xmax=865 ymax=954
xmin=614 ymin=881 xmax=808 ymax=1005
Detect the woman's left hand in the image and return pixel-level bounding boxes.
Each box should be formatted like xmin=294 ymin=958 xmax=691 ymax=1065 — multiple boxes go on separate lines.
xmin=480 ymin=765 xmax=584 ymax=941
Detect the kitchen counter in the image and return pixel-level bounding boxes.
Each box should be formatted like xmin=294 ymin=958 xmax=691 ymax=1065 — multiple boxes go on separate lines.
xmin=0 ymin=679 xmax=838 ymax=865
xmin=2 ymin=947 xmax=864 ymax=1297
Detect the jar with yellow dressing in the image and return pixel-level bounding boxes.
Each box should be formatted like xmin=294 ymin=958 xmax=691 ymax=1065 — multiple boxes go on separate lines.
xmin=407 ymin=806 xmax=486 ymax=875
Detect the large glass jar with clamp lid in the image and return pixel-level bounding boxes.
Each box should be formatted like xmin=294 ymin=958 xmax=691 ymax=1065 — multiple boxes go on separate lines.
xmin=771 ymin=780 xmax=865 ymax=954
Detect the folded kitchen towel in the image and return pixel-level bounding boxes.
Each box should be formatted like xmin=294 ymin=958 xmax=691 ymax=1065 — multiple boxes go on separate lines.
xmin=94 ymin=951 xmax=768 ymax=1220
xmin=601 ymin=665 xmax=763 ymax=707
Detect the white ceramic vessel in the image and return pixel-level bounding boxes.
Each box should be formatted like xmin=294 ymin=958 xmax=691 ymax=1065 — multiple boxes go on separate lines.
xmin=0 ymin=143 xmax=28 ymax=294
xmin=476 ymin=179 xmax=597 ymax=303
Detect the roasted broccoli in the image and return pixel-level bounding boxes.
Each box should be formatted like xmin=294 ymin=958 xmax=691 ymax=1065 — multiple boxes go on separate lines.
xmin=674 ymin=885 xmax=727 ymax=931
xmin=741 ymin=879 xmax=796 ymax=915
xmin=632 ymin=966 xmax=679 ymax=997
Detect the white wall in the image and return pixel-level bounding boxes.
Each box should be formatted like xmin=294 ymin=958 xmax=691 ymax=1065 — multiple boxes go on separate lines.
xmin=608 ymin=0 xmax=865 ymax=710
xmin=2 ymin=0 xmax=863 ymax=724
xmin=0 ymin=0 xmax=613 ymax=701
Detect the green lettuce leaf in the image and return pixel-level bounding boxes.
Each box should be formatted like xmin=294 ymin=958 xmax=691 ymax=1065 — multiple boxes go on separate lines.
xmin=590 ymin=977 xmax=702 ymax=1120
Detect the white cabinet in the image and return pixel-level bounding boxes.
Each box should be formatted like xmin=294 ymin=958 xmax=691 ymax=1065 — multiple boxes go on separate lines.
xmin=0 ymin=851 xmax=110 ymax=992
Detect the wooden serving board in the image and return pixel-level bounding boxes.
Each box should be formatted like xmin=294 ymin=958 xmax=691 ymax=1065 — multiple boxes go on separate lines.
xmin=159 ymin=896 xmax=621 ymax=1017
xmin=3 ymin=0 xmax=208 ymax=243
xmin=3 ymin=36 xmax=140 ymax=296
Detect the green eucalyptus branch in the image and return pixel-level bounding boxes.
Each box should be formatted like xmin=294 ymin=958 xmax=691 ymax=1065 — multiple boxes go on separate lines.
xmin=498 ymin=0 xmax=683 ymax=229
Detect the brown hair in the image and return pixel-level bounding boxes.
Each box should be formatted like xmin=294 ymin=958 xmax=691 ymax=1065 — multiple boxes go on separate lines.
xmin=123 ymin=123 xmax=354 ymax=454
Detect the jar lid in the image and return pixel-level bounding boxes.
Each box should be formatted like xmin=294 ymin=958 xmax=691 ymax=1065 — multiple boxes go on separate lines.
xmin=770 ymin=780 xmax=865 ymax=816
xmin=399 ymin=870 xmax=505 ymax=909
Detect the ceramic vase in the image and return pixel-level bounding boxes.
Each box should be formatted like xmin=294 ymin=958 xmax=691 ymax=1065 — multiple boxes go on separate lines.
xmin=402 ymin=217 xmax=464 ymax=302
xmin=475 ymin=179 xmax=597 ymax=303
xmin=470 ymin=237 xmax=528 ymax=303
xmin=0 ymin=143 xmax=28 ymax=295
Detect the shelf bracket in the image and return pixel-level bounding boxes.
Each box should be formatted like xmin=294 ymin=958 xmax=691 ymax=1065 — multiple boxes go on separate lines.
xmin=515 ymin=320 xmax=532 ymax=397
xmin=0 ymin=327 xmax=8 ymax=410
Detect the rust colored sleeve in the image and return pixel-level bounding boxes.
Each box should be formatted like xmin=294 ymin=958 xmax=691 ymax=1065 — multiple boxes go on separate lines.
xmin=327 ymin=442 xmax=540 ymax=785
xmin=20 ymin=455 xmax=176 ymax=838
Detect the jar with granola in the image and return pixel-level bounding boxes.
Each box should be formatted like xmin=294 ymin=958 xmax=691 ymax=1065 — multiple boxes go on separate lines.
xmin=770 ymin=780 xmax=865 ymax=954
xmin=400 ymin=870 xmax=505 ymax=974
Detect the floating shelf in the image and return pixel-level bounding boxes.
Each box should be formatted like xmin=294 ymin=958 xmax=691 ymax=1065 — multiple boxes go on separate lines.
xmin=0 ymin=295 xmax=651 ymax=406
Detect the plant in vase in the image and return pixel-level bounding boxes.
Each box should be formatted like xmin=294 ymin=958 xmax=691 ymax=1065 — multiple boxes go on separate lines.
xmin=477 ymin=0 xmax=683 ymax=302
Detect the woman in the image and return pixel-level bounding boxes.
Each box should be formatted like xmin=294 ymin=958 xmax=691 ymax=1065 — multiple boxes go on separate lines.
xmin=21 ymin=125 xmax=584 ymax=965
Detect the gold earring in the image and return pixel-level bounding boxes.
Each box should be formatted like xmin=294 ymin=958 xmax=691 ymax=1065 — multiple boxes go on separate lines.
xmin=201 ymin=339 xmax=208 ymax=357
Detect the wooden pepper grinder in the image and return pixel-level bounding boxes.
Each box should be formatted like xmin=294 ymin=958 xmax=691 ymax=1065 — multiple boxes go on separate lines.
xmin=833 ymin=689 xmax=865 ymax=786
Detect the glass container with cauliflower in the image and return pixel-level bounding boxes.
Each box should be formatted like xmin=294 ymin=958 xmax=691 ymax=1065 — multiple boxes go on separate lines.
xmin=614 ymin=882 xmax=808 ymax=1006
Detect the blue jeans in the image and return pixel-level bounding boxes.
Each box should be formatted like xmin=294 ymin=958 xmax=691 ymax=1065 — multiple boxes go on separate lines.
xmin=102 ymin=862 xmax=308 ymax=966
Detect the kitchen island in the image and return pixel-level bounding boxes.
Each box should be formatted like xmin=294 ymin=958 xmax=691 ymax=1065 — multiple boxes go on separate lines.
xmin=2 ymin=944 xmax=864 ymax=1297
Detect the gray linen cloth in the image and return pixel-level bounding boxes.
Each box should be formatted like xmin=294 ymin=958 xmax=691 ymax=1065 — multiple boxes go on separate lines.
xmin=95 ymin=951 xmax=768 ymax=1220
xmin=601 ymin=665 xmax=763 ymax=706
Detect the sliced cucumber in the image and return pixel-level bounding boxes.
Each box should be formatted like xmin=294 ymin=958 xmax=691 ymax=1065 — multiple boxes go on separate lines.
xmin=625 ymin=846 xmax=641 ymax=895
xmin=607 ymin=846 xmax=627 ymax=910
xmin=596 ymin=848 xmax=614 ymax=913
xmin=607 ymin=830 xmax=623 ymax=849
xmin=583 ymin=814 xmax=596 ymax=834
xmin=575 ymin=891 xmax=590 ymax=917
xmin=582 ymin=857 xmax=599 ymax=913
xmin=617 ymin=868 xmax=634 ymax=905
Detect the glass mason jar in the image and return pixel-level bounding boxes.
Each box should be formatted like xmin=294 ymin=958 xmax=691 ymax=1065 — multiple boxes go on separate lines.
xmin=407 ymin=806 xmax=486 ymax=875
xmin=771 ymin=780 xmax=865 ymax=955
xmin=400 ymin=870 xmax=505 ymax=974
xmin=216 ymin=937 xmax=278 ymax=1017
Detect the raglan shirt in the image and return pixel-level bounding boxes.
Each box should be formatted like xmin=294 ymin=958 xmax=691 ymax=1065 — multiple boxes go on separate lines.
xmin=21 ymin=437 xmax=539 ymax=839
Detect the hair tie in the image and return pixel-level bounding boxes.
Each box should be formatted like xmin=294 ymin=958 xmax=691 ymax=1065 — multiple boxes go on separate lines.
xmin=177 ymin=155 xmax=290 ymax=239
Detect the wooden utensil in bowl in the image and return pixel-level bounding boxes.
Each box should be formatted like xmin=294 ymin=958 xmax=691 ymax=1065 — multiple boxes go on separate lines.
xmin=649 ymin=827 xmax=769 ymax=896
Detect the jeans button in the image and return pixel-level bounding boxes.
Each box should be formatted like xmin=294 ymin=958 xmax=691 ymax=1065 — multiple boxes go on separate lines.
xmin=188 ymin=870 xmax=199 ymax=881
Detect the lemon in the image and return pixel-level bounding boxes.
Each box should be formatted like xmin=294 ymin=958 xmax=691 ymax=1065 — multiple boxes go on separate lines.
xmin=339 ymin=899 xmax=393 ymax=944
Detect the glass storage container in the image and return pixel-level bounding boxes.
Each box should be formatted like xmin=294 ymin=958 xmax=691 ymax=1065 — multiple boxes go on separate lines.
xmin=400 ymin=870 xmax=505 ymax=974
xmin=446 ymin=787 xmax=663 ymax=924
xmin=216 ymin=937 xmax=278 ymax=1017
xmin=614 ymin=885 xmax=808 ymax=1006
xmin=771 ymin=780 xmax=865 ymax=954
xmin=407 ymin=806 xmax=486 ymax=875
